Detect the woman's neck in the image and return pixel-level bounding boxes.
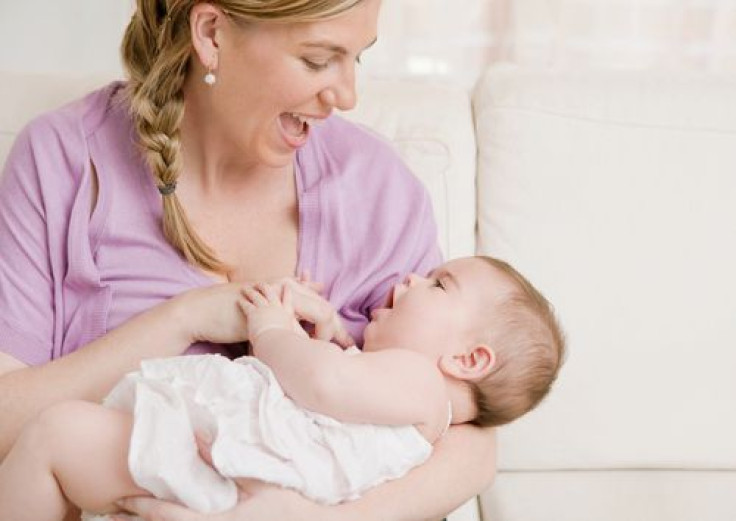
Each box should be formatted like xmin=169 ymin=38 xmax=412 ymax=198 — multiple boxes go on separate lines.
xmin=179 ymin=82 xmax=290 ymax=194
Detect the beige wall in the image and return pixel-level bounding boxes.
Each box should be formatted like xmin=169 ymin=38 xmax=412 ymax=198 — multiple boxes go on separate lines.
xmin=0 ymin=1 xmax=132 ymax=75
xmin=1 ymin=1 xmax=734 ymax=86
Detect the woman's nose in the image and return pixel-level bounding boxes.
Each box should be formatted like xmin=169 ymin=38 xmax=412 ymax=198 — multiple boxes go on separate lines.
xmin=318 ymin=64 xmax=357 ymax=111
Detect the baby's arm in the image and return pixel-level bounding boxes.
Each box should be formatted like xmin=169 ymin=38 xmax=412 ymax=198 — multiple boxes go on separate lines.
xmin=241 ymin=284 xmax=449 ymax=441
xmin=0 ymin=400 xmax=147 ymax=521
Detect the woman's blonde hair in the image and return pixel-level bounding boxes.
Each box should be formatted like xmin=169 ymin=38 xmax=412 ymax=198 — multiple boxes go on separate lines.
xmin=121 ymin=0 xmax=364 ymax=273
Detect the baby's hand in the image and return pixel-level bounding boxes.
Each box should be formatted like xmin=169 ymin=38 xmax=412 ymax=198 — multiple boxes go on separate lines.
xmin=239 ymin=283 xmax=304 ymax=342
xmin=279 ymin=278 xmax=354 ymax=349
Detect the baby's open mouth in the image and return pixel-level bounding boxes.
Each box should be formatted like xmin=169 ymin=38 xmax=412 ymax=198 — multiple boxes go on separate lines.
xmin=384 ymin=286 xmax=396 ymax=309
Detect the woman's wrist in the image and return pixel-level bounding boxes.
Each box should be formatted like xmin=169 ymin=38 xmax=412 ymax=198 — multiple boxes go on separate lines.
xmin=301 ymin=500 xmax=355 ymax=521
xmin=158 ymin=292 xmax=203 ymax=346
xmin=327 ymin=499 xmax=372 ymax=521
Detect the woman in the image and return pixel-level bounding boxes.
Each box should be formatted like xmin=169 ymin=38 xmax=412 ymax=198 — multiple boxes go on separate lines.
xmin=0 ymin=1 xmax=496 ymax=520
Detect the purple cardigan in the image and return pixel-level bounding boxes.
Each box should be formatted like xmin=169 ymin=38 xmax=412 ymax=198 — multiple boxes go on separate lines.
xmin=0 ymin=82 xmax=441 ymax=366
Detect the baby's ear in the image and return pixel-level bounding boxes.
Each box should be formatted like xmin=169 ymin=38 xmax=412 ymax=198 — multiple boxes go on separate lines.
xmin=438 ymin=345 xmax=495 ymax=381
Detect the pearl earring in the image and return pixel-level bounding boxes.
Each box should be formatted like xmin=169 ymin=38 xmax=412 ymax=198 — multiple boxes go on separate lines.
xmin=204 ymin=68 xmax=216 ymax=86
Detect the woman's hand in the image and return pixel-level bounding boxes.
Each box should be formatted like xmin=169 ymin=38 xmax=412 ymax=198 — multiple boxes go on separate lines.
xmin=113 ymin=482 xmax=337 ymax=521
xmin=110 ymin=435 xmax=344 ymax=521
xmin=171 ymin=283 xmax=252 ymax=345
xmin=170 ymin=274 xmax=353 ymax=348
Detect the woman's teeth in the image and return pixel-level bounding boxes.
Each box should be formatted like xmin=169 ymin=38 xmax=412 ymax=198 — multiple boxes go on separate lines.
xmin=289 ymin=113 xmax=321 ymax=127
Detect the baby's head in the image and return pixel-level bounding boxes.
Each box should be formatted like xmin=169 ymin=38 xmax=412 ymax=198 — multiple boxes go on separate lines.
xmin=464 ymin=256 xmax=565 ymax=427
xmin=363 ymin=255 xmax=565 ymax=428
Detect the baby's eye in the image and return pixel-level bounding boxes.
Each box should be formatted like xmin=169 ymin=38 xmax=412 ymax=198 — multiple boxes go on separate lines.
xmin=433 ymin=279 xmax=446 ymax=290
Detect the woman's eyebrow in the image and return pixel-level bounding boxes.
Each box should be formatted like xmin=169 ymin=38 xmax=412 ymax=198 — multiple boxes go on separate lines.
xmin=302 ymin=37 xmax=378 ymax=55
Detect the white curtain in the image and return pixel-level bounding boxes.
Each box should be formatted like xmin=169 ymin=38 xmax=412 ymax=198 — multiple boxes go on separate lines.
xmin=362 ymin=0 xmax=509 ymax=86
xmin=362 ymin=0 xmax=736 ymax=87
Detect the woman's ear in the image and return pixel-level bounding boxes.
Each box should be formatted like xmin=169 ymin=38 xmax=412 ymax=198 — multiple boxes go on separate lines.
xmin=438 ymin=345 xmax=496 ymax=381
xmin=189 ymin=3 xmax=226 ymax=70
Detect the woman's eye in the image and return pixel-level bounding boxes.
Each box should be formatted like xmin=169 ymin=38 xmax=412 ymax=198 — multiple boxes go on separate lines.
xmin=302 ymin=58 xmax=330 ymax=71
xmin=433 ymin=279 xmax=446 ymax=290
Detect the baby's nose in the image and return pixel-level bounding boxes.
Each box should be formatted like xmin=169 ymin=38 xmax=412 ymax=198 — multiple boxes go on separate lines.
xmin=406 ymin=273 xmax=422 ymax=286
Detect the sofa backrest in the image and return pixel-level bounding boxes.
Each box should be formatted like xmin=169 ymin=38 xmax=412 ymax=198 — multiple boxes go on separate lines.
xmin=473 ymin=65 xmax=736 ymax=473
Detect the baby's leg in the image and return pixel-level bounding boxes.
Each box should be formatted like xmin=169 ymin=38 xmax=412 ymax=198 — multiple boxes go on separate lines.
xmin=0 ymin=400 xmax=148 ymax=521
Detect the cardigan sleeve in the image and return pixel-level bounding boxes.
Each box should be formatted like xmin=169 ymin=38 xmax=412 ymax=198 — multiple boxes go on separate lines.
xmin=0 ymin=109 xmax=88 ymax=366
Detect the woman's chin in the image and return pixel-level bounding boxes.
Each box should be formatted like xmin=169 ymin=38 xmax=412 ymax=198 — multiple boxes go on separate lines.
xmin=257 ymin=148 xmax=297 ymax=169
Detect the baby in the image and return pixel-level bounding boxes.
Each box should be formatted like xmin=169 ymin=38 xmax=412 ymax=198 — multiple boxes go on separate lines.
xmin=0 ymin=256 xmax=565 ymax=520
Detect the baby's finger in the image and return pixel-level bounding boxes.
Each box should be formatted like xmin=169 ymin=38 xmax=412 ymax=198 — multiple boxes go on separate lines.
xmin=314 ymin=320 xmax=335 ymax=342
xmin=243 ymin=286 xmax=268 ymax=306
xmin=260 ymin=283 xmax=280 ymax=304
xmin=282 ymin=285 xmax=293 ymax=311
xmin=333 ymin=328 xmax=356 ymax=349
xmin=237 ymin=298 xmax=255 ymax=316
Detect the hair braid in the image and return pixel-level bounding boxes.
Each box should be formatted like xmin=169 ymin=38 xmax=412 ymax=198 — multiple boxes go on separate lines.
xmin=122 ymin=0 xmax=226 ymax=273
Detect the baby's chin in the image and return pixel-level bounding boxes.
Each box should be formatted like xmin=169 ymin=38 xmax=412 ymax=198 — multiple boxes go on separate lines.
xmin=360 ymin=326 xmax=383 ymax=352
xmin=361 ymin=327 xmax=376 ymax=350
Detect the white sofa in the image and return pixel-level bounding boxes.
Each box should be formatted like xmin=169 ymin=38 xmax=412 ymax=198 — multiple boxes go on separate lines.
xmin=2 ymin=66 xmax=736 ymax=521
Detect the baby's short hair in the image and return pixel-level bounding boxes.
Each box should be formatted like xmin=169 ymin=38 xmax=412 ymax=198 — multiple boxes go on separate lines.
xmin=469 ymin=256 xmax=565 ymax=428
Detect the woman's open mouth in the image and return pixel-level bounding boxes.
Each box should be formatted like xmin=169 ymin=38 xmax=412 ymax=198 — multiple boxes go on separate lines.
xmin=278 ymin=112 xmax=315 ymax=148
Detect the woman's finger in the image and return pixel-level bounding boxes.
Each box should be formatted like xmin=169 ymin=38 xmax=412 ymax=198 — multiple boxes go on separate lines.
xmin=233 ymin=477 xmax=275 ymax=494
xmin=297 ymin=270 xmax=325 ymax=293
xmin=285 ymin=276 xmax=324 ymax=296
xmin=289 ymin=290 xmax=331 ymax=324
xmin=194 ymin=432 xmax=214 ymax=467
xmin=304 ymin=279 xmax=324 ymax=293
xmin=116 ymin=496 xmax=196 ymax=521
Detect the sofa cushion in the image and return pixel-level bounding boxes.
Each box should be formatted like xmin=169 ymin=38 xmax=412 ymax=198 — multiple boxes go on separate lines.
xmin=473 ymin=65 xmax=736 ymax=470
xmin=481 ymin=470 xmax=736 ymax=521
xmin=344 ymin=78 xmax=477 ymax=260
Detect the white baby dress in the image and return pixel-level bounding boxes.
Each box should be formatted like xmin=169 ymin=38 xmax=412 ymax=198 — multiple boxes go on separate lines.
xmin=87 ymin=351 xmax=432 ymax=518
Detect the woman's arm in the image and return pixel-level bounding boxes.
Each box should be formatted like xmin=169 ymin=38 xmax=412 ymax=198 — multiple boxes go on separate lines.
xmin=335 ymin=424 xmax=496 ymax=521
xmin=0 ymin=283 xmax=249 ymax=459
xmin=0 ymin=300 xmax=182 ymax=458
xmin=116 ymin=423 xmax=496 ymax=521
